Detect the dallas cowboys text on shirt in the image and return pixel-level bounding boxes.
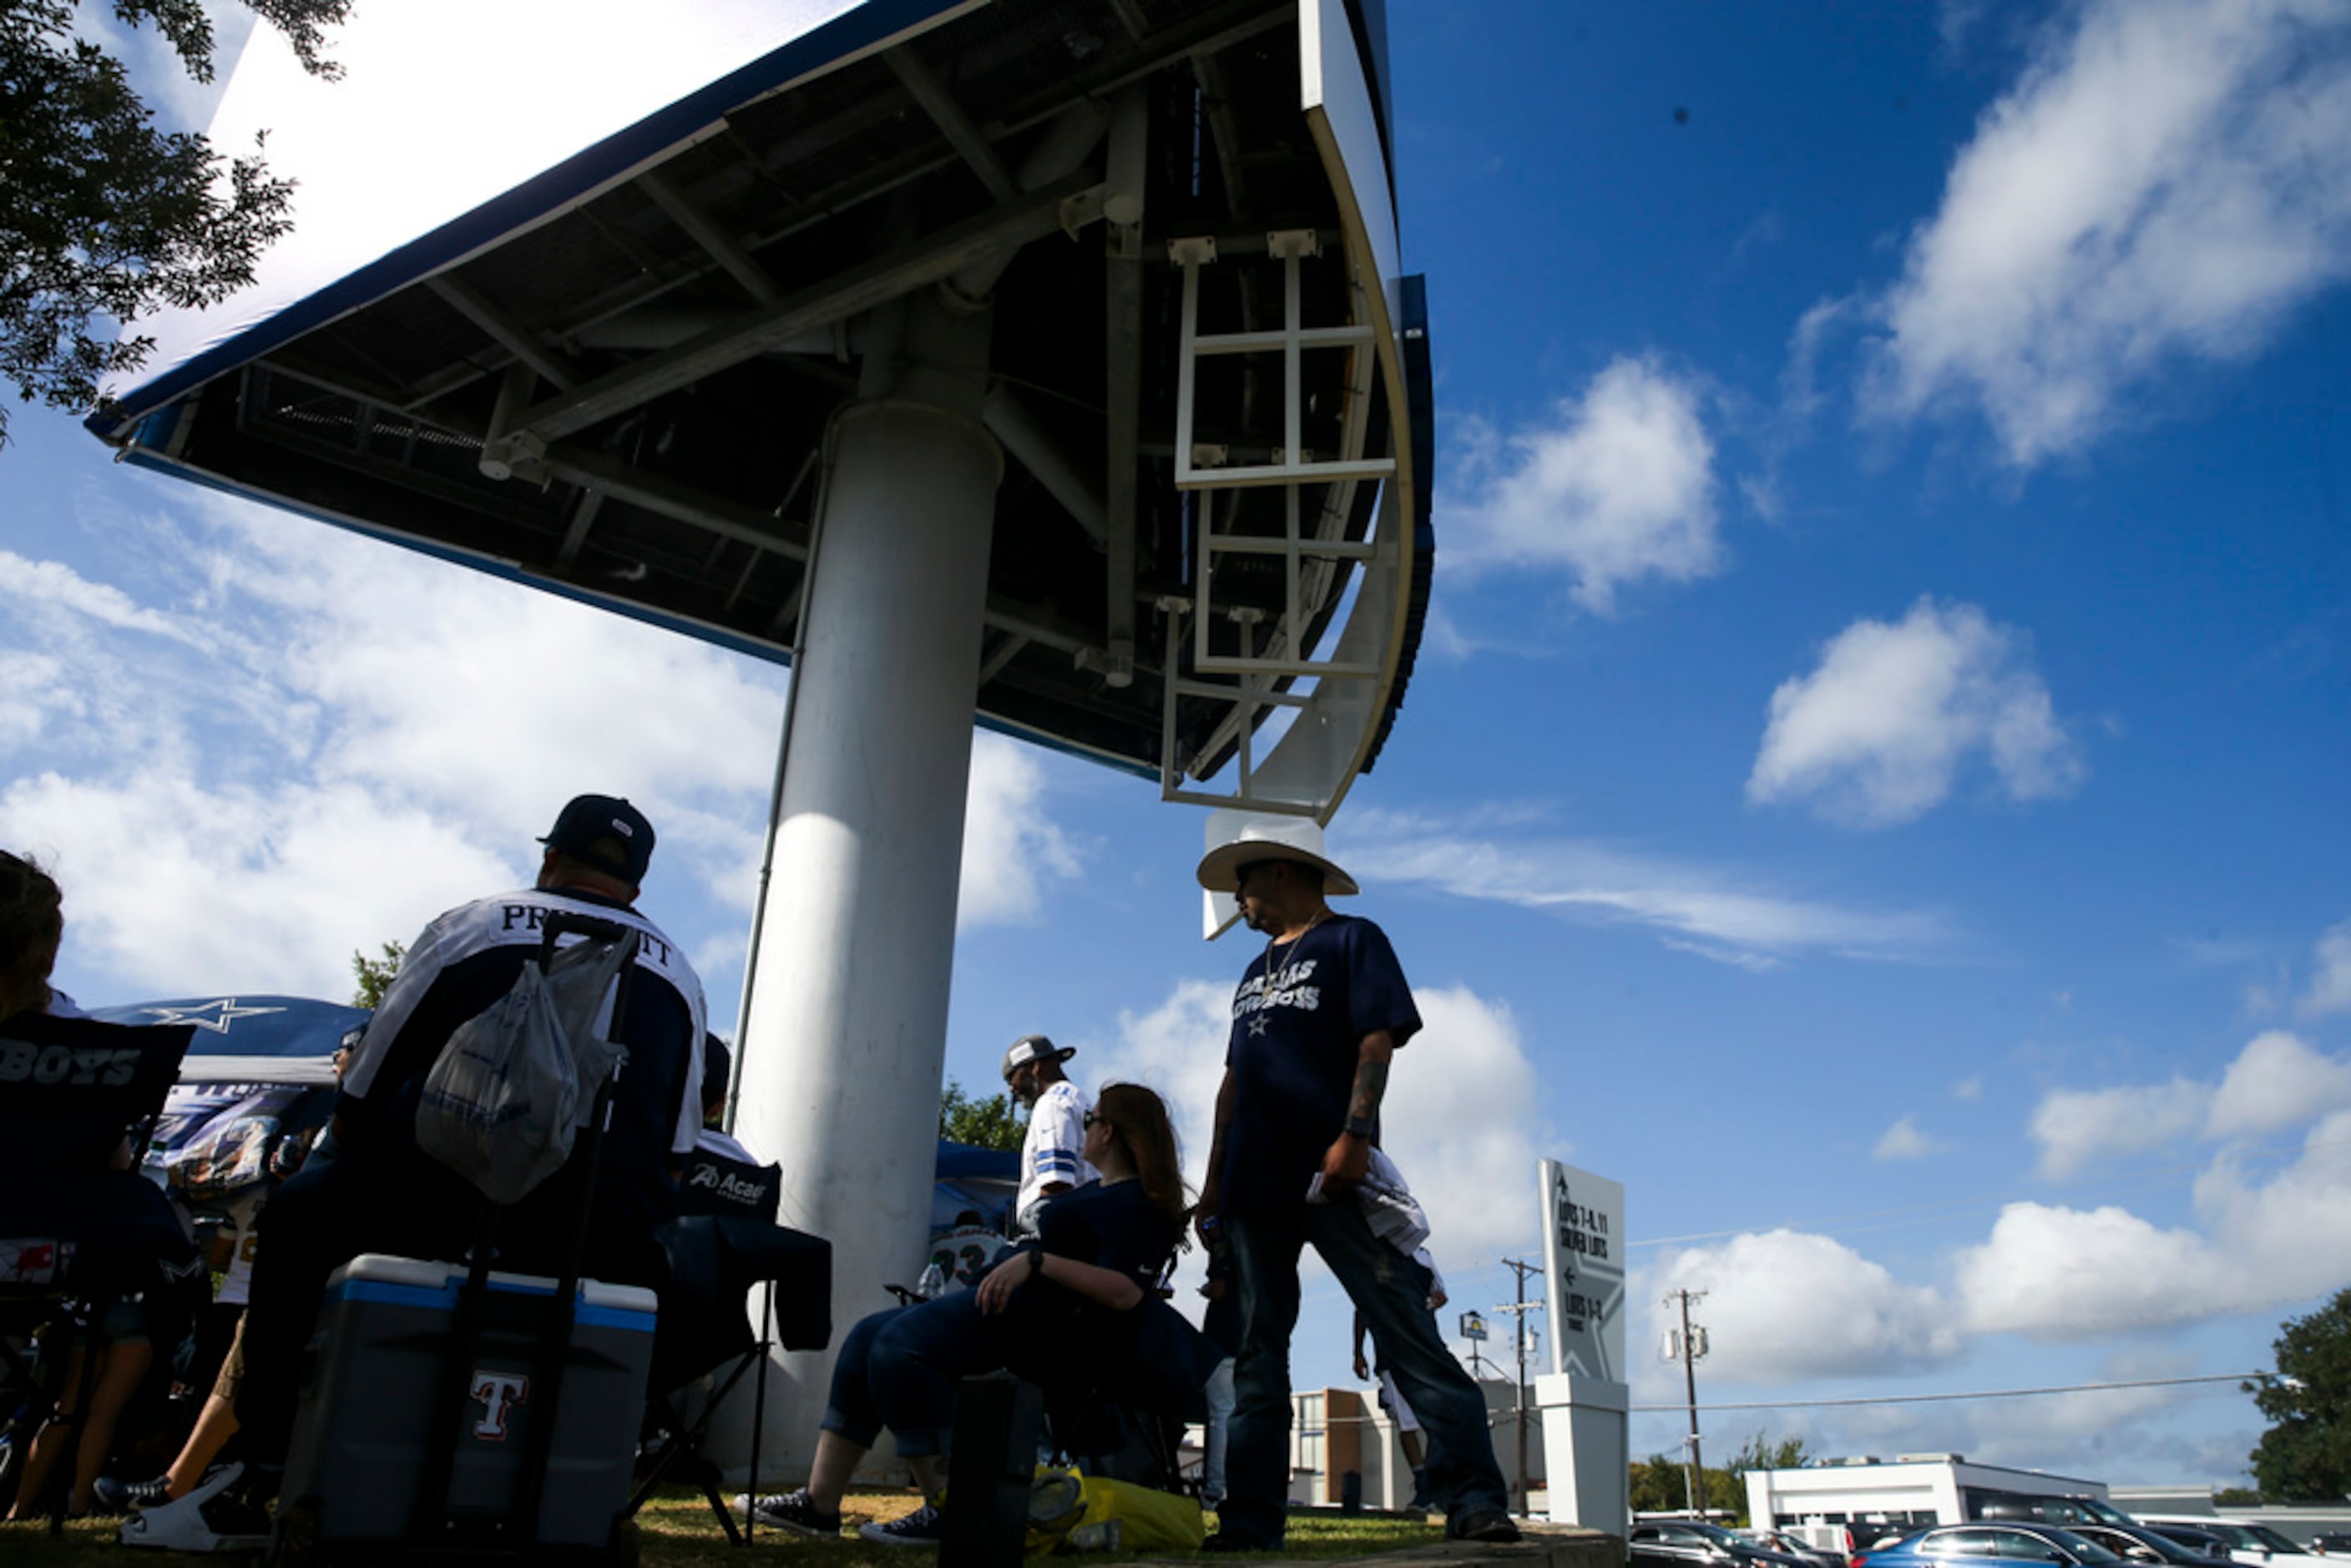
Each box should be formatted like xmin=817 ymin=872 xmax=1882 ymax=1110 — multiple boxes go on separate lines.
xmin=1233 ymin=956 xmax=1322 ymax=1020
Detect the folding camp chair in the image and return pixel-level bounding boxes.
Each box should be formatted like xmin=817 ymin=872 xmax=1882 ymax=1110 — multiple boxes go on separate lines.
xmin=0 ymin=1013 xmax=195 ymax=1535
xmin=630 ymin=1150 xmax=831 ymax=1545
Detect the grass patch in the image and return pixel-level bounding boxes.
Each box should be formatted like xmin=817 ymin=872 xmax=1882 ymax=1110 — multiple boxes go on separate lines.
xmin=1 ymin=1490 xmax=1448 ymax=1564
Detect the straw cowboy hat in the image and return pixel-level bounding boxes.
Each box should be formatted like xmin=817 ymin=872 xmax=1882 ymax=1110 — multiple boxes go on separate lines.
xmin=1193 ymin=817 xmax=1359 ymax=897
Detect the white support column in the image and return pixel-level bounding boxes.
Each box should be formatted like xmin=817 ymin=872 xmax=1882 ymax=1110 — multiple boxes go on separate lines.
xmin=722 ymin=289 xmax=1002 ymax=1480
xmin=1536 ymin=1373 xmax=1630 ymax=1538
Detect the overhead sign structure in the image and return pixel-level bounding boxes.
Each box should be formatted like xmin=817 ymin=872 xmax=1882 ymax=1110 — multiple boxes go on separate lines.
xmin=1538 ymin=1160 xmax=1626 ymax=1383
xmin=83 ymin=0 xmax=1435 ymax=1485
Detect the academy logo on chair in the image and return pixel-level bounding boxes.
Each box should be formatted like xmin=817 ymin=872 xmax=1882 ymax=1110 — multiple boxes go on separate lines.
xmin=469 ymin=1370 xmax=530 ymax=1440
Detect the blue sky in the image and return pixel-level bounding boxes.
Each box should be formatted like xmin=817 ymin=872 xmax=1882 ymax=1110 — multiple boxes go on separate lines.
xmin=5 ymin=0 xmax=2350 ymax=1489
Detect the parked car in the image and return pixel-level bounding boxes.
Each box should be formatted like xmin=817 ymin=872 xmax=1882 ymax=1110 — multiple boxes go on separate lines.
xmin=2307 ymin=1536 xmax=2351 ymax=1558
xmin=1740 ymin=1528 xmax=1849 ymax=1568
xmin=1631 ymin=1520 xmax=1823 ymax=1568
xmin=1855 ymin=1521 xmax=2126 ymax=1568
xmin=2070 ymin=1523 xmax=2237 ymax=1566
xmin=1973 ymin=1493 xmax=2141 ymax=1530
xmin=2134 ymin=1518 xmax=2331 ymax=1568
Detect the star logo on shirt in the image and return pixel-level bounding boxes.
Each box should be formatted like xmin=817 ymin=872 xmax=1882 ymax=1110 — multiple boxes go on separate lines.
xmin=136 ymin=998 xmax=288 ymax=1035
xmin=1247 ymin=1014 xmax=1270 ymax=1038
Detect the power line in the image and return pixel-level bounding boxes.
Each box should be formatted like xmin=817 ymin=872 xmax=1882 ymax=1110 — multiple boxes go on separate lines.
xmin=1628 ymin=1370 xmax=2267 ymax=1414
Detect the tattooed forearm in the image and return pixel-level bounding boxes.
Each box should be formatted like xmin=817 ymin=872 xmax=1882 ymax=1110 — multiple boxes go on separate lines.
xmin=1348 ymin=1055 xmax=1389 ymax=1125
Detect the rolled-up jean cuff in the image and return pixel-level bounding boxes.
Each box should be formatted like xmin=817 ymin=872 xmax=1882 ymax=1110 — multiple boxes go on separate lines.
xmin=820 ymin=1406 xmax=882 ymax=1449
xmin=890 ymin=1427 xmax=948 ymax=1459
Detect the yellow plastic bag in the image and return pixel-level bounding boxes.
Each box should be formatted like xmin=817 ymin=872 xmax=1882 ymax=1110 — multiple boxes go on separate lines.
xmin=1026 ymin=1465 xmax=1206 ymax=1555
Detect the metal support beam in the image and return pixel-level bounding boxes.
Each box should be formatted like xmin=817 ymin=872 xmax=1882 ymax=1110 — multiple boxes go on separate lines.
xmin=555 ymin=490 xmax=602 ymax=572
xmin=541 ymin=443 xmax=811 ymax=560
xmin=639 ymin=169 xmax=781 ymax=306
xmin=504 ymin=170 xmax=1102 ymax=448
xmin=1103 ymin=85 xmax=1148 ymax=691
xmin=885 ymin=46 xmax=1017 ymax=202
xmin=423 ymin=275 xmax=579 ymax=392
xmin=982 ymin=385 xmax=1105 ymax=544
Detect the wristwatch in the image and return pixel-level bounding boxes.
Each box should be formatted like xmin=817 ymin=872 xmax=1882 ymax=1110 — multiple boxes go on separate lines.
xmin=1343 ymin=1115 xmax=1376 ymax=1140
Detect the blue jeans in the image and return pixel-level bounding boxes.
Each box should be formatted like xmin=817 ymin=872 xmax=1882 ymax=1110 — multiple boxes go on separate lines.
xmin=1222 ymin=1201 xmax=1509 ymax=1545
xmin=822 ymin=1292 xmax=1015 ymax=1459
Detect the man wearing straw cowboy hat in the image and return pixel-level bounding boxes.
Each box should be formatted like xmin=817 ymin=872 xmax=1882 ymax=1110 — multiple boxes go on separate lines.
xmin=1191 ymin=819 xmax=1517 ymax=1549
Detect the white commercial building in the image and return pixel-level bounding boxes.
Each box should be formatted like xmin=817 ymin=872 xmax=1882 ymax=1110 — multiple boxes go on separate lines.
xmin=1747 ymin=1455 xmax=2112 ymax=1545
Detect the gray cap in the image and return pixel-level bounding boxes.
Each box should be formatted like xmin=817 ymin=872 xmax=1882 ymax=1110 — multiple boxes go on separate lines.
xmin=1000 ymin=1034 xmax=1074 ymax=1083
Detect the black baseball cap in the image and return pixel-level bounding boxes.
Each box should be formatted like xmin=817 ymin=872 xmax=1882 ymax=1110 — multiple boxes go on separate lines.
xmin=538 ymin=794 xmax=656 ymax=884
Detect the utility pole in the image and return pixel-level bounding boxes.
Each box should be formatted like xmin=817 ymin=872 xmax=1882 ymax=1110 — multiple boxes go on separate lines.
xmin=1664 ymin=1289 xmax=1708 ymax=1516
xmin=1496 ymin=1257 xmax=1546 ymax=1519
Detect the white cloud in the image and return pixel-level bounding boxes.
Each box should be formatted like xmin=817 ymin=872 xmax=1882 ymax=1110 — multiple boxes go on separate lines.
xmin=1446 ymin=356 xmax=1722 ymax=612
xmin=1651 ymin=1230 xmax=1960 ymax=1381
xmin=2301 ymin=918 xmax=2351 ymax=1016
xmin=2028 ymin=1078 xmax=2207 ymax=1180
xmin=956 ymin=736 xmax=1085 ymax=931
xmin=2027 ymin=1030 xmax=2351 ymax=1179
xmin=1863 ymin=0 xmax=2351 ymax=467
xmin=2190 ymin=1107 xmax=2351 ymax=1298
xmin=0 ymin=490 xmax=1084 ymax=1008
xmin=1339 ymin=807 xmax=1948 ymax=966
xmin=1090 ymin=978 xmax=1236 ymax=1191
xmin=1954 ymin=1201 xmax=2217 ymax=1337
xmin=2206 ymin=1029 xmax=2351 ymax=1138
xmin=1748 ymin=598 xmax=2084 ymax=828
xmin=1957 ymin=1105 xmax=2351 ymax=1338
xmin=1378 ymin=985 xmax=1545 ymax=1260
xmin=1873 ymin=1115 xmax=1943 ymax=1161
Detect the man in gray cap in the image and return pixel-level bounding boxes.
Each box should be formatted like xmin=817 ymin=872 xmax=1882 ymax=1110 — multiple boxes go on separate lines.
xmin=1191 ymin=820 xmax=1517 ymax=1548
xmin=1000 ymin=1034 xmax=1095 ymax=1237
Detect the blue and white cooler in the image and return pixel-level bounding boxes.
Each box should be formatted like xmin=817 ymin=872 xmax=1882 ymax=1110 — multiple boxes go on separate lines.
xmin=282 ymin=1253 xmax=657 ymax=1550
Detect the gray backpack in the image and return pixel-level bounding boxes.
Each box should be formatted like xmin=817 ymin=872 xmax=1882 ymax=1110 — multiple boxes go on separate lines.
xmin=414 ymin=921 xmax=640 ymax=1205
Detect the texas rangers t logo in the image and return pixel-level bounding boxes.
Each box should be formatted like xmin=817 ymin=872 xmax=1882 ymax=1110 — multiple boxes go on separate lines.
xmin=470 ymin=1370 xmax=529 ymax=1439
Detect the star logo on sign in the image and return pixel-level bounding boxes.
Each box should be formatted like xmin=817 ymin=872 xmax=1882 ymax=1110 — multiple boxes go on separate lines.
xmin=138 ymin=999 xmax=288 ymax=1035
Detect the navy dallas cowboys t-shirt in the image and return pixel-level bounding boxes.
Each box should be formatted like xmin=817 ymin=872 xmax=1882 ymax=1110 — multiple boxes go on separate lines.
xmin=1219 ymin=913 xmax=1422 ymax=1214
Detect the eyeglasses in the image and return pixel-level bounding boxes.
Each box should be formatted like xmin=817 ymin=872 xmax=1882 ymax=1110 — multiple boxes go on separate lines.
xmin=1083 ymin=1112 xmax=1110 ymax=1130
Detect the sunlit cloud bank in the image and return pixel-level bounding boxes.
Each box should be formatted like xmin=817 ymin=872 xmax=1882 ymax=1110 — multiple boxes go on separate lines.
xmin=1337 ymin=807 xmax=1948 ymax=967
xmin=1748 ymin=599 xmax=2083 ymax=828
xmin=2301 ymin=918 xmax=2351 ymax=1017
xmin=0 ymin=489 xmax=1085 ymax=1005
xmin=2030 ymin=1029 xmax=2351 ymax=1178
xmin=1861 ymin=0 xmax=2351 ymax=467
xmin=1444 ymin=356 xmax=1723 ymax=613
xmin=1623 ymin=1033 xmax=2351 ymax=1398
xmin=1649 ymin=1230 xmax=1962 ymax=1383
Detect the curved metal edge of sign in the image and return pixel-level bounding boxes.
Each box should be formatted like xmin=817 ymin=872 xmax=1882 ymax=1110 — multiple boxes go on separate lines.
xmin=1292 ymin=0 xmax=1416 ymax=830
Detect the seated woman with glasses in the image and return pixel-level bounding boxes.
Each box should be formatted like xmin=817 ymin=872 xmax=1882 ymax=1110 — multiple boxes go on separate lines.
xmin=741 ymin=1081 xmax=1211 ymax=1545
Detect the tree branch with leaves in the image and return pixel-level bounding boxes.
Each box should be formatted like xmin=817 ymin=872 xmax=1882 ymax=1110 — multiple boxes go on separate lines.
xmin=0 ymin=0 xmax=349 ymax=446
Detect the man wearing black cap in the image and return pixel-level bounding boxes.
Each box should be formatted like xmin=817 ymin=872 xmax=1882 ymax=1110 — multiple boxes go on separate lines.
xmin=233 ymin=794 xmax=707 ymax=1488
xmin=999 ymin=1034 xmax=1094 ymax=1238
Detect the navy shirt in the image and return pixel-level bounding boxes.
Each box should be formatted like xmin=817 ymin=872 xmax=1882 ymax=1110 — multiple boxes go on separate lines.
xmin=1034 ymin=1178 xmax=1178 ymax=1292
xmin=1219 ymin=914 xmax=1421 ymax=1213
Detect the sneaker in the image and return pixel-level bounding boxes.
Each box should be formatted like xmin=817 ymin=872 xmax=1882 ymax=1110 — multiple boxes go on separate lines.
xmin=1447 ymin=1508 xmax=1522 ymax=1544
xmin=119 ymin=1464 xmax=270 ymax=1552
xmin=92 ymin=1474 xmax=169 ymax=1514
xmin=859 ymin=1502 xmax=944 ymax=1545
xmin=739 ymin=1488 xmax=843 ymax=1538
